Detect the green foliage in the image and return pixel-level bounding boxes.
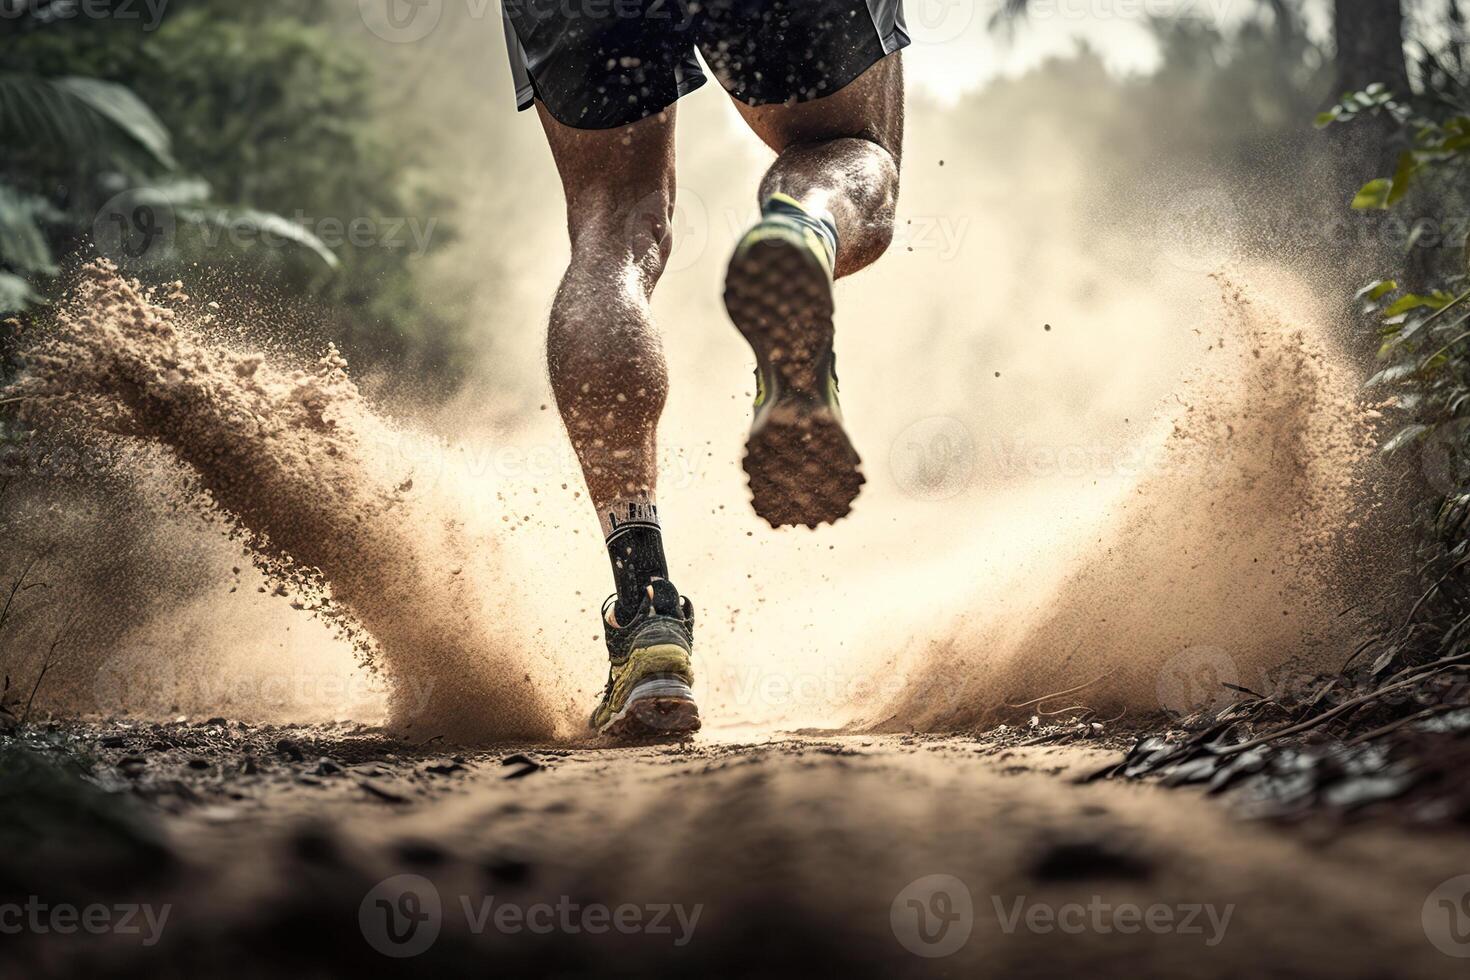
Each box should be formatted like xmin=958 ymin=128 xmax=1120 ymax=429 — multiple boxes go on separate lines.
xmin=0 ymin=72 xmax=176 ymax=170
xmin=0 ymin=63 xmax=337 ymax=316
xmin=1322 ymin=87 xmax=1470 ymax=213
xmin=1 ymin=3 xmax=465 ymax=380
xmin=1326 ymin=79 xmax=1470 ymax=555
xmin=1315 ymin=82 xmax=1400 ymax=128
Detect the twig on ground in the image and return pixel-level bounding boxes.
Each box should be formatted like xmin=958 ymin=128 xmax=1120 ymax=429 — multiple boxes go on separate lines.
xmin=1398 ymin=556 xmax=1470 ymax=633
xmin=0 ymin=552 xmax=45 ymax=637
xmin=1006 ymin=666 xmax=1117 ymax=711
xmin=1343 ymin=704 xmax=1464 ymax=746
xmin=21 ymin=610 xmax=78 ymax=725
xmin=1037 ymin=704 xmax=1092 ymax=717
xmin=1214 ymin=662 xmax=1470 ymax=756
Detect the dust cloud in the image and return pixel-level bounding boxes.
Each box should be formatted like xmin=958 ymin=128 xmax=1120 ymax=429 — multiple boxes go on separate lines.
xmin=0 ymin=24 xmax=1408 ymax=741
xmin=867 ymin=269 xmax=1385 ymax=732
xmin=10 ymin=262 xmax=567 ymax=741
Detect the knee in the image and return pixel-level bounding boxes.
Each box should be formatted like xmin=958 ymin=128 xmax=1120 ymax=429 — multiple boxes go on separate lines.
xmin=857 ymin=137 xmax=899 ymax=259
xmin=863 ymin=197 xmax=896 ymax=264
xmin=569 ymin=190 xmax=676 ymax=284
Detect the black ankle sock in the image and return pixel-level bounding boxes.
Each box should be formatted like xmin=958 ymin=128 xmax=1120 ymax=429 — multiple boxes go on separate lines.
xmin=603 ymin=499 xmax=668 ymax=624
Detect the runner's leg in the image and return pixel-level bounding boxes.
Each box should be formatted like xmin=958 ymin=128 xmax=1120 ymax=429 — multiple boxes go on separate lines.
xmin=731 ymin=53 xmax=904 ymax=278
xmin=538 ymin=104 xmax=679 ymax=621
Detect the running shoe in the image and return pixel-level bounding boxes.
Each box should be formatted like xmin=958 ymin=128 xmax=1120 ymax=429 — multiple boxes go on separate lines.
xmin=590 ymin=579 xmax=700 ymax=739
xmin=723 ymin=193 xmax=864 ymax=528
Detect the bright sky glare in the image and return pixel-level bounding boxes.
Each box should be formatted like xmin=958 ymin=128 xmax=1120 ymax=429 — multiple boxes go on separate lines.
xmin=904 ymin=0 xmax=1334 ymax=101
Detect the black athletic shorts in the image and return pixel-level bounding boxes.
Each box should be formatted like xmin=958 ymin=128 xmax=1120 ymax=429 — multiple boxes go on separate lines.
xmin=501 ymin=0 xmax=909 ymax=129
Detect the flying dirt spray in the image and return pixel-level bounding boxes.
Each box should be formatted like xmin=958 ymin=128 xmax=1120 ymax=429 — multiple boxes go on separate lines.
xmin=870 ymin=269 xmax=1388 ymax=732
xmin=4 ymin=257 xmax=1391 ymax=742
xmin=8 ymin=261 xmax=565 ymax=741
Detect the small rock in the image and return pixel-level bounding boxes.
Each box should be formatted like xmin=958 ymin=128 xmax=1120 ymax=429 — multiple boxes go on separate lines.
xmin=1031 ymin=839 xmax=1153 ymax=882
xmin=395 ymin=839 xmax=446 ymax=866
xmin=485 ymin=856 xmax=533 ymax=886
xmin=501 ymin=754 xmax=544 ymax=779
xmin=359 ymin=779 xmax=409 ymax=804
xmin=290 ymin=828 xmax=338 ymax=865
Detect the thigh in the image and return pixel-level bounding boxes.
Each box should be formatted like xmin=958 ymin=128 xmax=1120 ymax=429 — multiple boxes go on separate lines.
xmin=505 ymin=0 xmax=706 ymax=130
xmin=731 ymin=51 xmax=904 ymax=161
xmin=694 ymin=0 xmax=907 ymax=121
xmin=536 ymin=102 xmax=679 ymax=244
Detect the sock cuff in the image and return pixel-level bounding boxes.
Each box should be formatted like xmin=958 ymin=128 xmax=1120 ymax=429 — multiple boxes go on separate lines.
xmin=600 ymin=495 xmax=661 ymax=542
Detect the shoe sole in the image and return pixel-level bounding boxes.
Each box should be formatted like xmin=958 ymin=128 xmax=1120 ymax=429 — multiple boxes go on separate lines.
xmin=599 ymin=674 xmax=701 ymax=741
xmin=724 ymin=237 xmax=864 ymax=529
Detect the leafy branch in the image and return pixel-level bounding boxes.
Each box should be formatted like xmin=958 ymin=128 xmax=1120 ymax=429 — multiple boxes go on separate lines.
xmin=1318 ymin=86 xmax=1470 ymax=469
xmin=0 ymin=71 xmax=339 ymax=316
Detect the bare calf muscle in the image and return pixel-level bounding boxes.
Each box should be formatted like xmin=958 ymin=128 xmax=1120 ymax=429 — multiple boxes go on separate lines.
xmin=540 ymin=106 xmax=674 ymax=507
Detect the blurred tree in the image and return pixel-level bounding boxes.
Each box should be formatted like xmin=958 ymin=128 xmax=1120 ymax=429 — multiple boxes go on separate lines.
xmin=1335 ymin=0 xmax=1411 ymax=96
xmin=0 ymin=0 xmax=468 ymax=385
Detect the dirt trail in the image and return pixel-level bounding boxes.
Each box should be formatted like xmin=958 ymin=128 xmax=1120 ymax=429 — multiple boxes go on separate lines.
xmin=10 ymin=724 xmax=1466 ymax=978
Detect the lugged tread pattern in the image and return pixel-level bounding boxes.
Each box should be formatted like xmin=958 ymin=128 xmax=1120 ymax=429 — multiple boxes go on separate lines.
xmin=724 ymin=235 xmax=864 ymax=528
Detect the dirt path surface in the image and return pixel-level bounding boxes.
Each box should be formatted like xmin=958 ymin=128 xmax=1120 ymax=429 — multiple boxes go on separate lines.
xmin=8 ymin=723 xmax=1469 ymax=978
